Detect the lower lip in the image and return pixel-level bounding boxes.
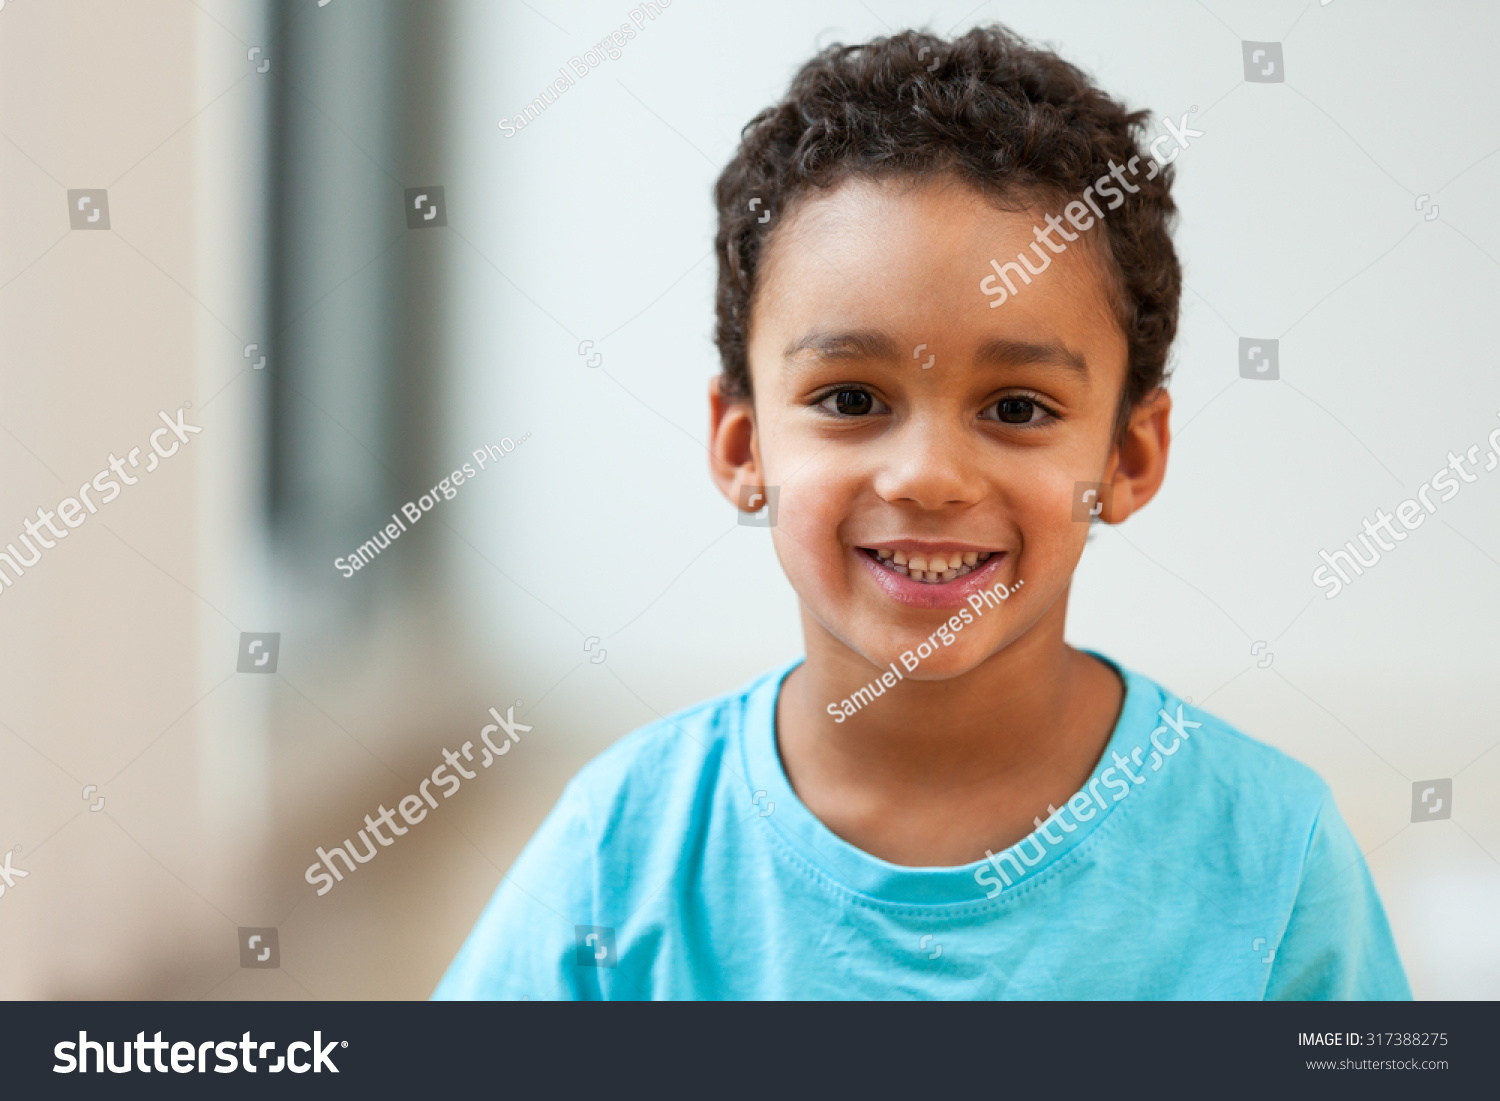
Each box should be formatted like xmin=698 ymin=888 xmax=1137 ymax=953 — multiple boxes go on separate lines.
xmin=856 ymin=550 xmax=1011 ymax=609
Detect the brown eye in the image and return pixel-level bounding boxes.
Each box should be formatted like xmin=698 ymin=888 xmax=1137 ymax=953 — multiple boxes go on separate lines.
xmin=815 ymin=388 xmax=890 ymax=418
xmin=996 ymin=398 xmax=1035 ymax=423
xmin=833 ymin=390 xmax=874 ymax=416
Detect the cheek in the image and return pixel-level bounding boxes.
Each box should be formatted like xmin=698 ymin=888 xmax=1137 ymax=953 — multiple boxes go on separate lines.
xmin=764 ymin=457 xmax=862 ymax=582
xmin=1005 ymin=465 xmax=1093 ymax=568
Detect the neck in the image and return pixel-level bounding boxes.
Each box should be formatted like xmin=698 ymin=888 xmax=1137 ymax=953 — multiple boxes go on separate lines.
xmin=780 ymin=591 xmax=1117 ymax=795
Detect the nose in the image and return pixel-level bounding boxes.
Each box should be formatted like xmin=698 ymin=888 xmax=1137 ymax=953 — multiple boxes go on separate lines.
xmin=872 ymin=415 xmax=985 ymax=510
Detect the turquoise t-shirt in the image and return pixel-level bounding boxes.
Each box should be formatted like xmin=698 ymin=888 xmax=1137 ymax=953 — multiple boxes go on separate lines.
xmin=434 ymin=658 xmax=1410 ymax=1000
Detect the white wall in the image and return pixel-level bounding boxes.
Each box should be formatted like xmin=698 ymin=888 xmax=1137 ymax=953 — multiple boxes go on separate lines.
xmin=446 ymin=0 xmax=1500 ymax=998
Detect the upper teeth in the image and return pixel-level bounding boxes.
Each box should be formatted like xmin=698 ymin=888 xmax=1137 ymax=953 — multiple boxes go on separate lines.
xmin=872 ymin=548 xmax=991 ymax=583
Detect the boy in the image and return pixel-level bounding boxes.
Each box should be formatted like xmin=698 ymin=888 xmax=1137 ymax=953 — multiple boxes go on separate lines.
xmin=436 ymin=26 xmax=1408 ymax=999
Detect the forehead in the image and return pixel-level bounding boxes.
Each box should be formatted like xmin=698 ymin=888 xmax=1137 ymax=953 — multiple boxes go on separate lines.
xmin=748 ymin=175 xmax=1125 ymax=377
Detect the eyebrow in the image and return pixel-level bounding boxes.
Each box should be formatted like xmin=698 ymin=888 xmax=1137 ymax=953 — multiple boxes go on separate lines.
xmin=974 ymin=337 xmax=1088 ymax=375
xmin=784 ymin=330 xmax=902 ymax=363
xmin=784 ymin=330 xmax=1088 ymax=374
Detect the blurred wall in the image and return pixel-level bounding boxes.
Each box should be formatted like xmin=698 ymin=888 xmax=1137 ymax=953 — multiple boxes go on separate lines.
xmin=0 ymin=0 xmax=273 ymax=996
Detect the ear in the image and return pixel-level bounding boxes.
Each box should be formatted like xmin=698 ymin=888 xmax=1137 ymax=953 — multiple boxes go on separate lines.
xmin=1099 ymin=388 xmax=1171 ymax=523
xmin=709 ymin=378 xmax=765 ymax=512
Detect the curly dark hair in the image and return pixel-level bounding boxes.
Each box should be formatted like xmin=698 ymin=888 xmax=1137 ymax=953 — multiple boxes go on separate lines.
xmin=713 ymin=25 xmax=1181 ymax=427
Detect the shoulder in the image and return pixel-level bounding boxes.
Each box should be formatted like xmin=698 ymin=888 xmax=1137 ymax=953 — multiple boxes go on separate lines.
xmin=1115 ymin=668 xmax=1408 ymax=998
xmin=431 ymin=664 xmax=791 ymax=1000
xmin=1109 ymin=663 xmax=1337 ymax=875
xmin=1122 ymin=664 xmax=1330 ymax=809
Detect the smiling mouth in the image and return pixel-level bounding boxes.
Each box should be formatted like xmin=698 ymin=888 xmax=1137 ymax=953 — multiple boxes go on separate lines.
xmin=860 ymin=547 xmax=995 ymax=585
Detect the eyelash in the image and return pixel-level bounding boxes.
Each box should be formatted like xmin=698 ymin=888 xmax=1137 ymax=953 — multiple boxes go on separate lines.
xmin=979 ymin=392 xmax=1059 ymax=428
xmin=813 ymin=387 xmax=890 ymax=418
xmin=811 ymin=387 xmax=1059 ymax=427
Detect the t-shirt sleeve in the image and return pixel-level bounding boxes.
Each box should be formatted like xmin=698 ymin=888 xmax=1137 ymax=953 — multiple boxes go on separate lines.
xmin=1264 ymin=790 xmax=1411 ymax=1000
xmin=431 ymin=779 xmax=603 ymax=1000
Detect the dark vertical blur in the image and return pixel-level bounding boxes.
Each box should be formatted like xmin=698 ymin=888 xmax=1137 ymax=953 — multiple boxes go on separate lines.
xmin=266 ymin=0 xmax=452 ymax=603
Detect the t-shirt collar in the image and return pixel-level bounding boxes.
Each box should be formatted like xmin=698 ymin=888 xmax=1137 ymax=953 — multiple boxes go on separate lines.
xmin=740 ymin=654 xmax=1167 ymax=907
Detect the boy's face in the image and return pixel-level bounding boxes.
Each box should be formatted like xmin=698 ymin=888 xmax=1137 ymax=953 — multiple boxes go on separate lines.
xmin=711 ymin=176 xmax=1169 ymax=679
